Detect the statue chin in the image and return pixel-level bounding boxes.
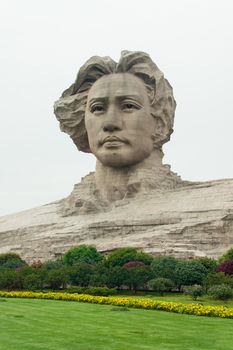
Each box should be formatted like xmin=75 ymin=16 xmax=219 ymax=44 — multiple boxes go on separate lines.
xmin=94 ymin=149 xmax=154 ymax=169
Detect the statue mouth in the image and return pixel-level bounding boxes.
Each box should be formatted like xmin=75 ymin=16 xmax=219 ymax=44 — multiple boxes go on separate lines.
xmin=100 ymin=135 xmax=127 ymax=148
xmin=101 ymin=136 xmax=127 ymax=145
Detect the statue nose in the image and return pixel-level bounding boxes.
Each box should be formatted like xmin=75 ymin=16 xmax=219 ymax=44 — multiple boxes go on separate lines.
xmin=103 ymin=107 xmax=122 ymax=132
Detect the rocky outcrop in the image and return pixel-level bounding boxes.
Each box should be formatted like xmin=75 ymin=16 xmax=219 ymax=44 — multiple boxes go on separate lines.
xmin=0 ymin=178 xmax=233 ymax=263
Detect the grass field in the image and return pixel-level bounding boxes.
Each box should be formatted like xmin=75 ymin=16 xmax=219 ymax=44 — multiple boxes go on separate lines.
xmin=121 ymin=292 xmax=233 ymax=307
xmin=0 ymin=298 xmax=233 ymax=350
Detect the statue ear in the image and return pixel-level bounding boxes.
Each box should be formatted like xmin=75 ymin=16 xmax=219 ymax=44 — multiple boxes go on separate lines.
xmin=152 ymin=116 xmax=168 ymax=148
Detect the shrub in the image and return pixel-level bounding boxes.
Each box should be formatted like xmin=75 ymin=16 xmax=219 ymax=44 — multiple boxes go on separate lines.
xmin=203 ymin=272 xmax=233 ymax=292
xmin=63 ymin=245 xmax=103 ymax=266
xmin=184 ymin=284 xmax=204 ymax=300
xmin=217 ymin=259 xmax=233 ymax=275
xmin=148 ymin=278 xmax=174 ymax=296
xmin=209 ymin=284 xmax=233 ymax=301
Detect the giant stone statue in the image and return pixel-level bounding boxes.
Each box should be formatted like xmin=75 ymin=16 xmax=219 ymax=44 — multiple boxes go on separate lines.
xmin=54 ymin=51 xmax=185 ymax=215
xmin=0 ymin=51 xmax=233 ymax=262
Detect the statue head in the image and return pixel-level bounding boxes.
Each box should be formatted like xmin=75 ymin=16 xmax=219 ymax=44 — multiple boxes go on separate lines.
xmin=54 ymin=51 xmax=176 ymax=168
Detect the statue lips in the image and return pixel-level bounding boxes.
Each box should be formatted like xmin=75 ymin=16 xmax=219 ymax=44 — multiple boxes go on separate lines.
xmin=101 ymin=135 xmax=127 ymax=148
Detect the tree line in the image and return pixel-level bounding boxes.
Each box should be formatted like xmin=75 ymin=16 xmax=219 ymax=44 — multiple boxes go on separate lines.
xmin=0 ymin=245 xmax=233 ymax=299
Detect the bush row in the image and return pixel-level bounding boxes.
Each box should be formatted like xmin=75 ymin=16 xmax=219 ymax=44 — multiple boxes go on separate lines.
xmin=0 ymin=246 xmax=233 ymax=295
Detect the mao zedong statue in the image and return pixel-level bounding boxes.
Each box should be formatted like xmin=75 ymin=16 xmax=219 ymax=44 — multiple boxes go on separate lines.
xmin=0 ymin=50 xmax=233 ymax=261
xmin=54 ymin=51 xmax=185 ymax=214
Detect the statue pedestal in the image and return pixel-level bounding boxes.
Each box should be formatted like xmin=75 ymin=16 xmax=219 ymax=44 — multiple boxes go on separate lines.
xmin=1 ymin=178 xmax=233 ymax=263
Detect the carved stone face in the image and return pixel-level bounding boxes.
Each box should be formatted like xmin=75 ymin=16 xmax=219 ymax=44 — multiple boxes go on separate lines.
xmin=85 ymin=73 xmax=155 ymax=168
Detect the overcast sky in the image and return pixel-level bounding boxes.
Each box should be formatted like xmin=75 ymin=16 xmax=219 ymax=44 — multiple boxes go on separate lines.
xmin=0 ymin=0 xmax=232 ymax=216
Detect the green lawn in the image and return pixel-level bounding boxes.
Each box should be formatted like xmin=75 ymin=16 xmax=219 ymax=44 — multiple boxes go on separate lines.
xmin=119 ymin=291 xmax=233 ymax=307
xmin=0 ymin=298 xmax=232 ymax=350
xmin=158 ymin=294 xmax=233 ymax=307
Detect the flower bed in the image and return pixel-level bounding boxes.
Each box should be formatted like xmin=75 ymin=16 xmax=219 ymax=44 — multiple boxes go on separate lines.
xmin=0 ymin=290 xmax=233 ymax=319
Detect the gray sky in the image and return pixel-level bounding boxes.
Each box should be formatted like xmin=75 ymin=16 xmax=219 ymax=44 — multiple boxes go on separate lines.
xmin=0 ymin=0 xmax=232 ymax=216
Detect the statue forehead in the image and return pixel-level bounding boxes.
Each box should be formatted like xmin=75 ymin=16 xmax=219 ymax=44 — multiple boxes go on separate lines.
xmin=87 ymin=73 xmax=148 ymax=100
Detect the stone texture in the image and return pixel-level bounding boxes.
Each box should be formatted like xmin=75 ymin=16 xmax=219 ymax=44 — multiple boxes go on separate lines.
xmin=0 ymin=177 xmax=233 ymax=263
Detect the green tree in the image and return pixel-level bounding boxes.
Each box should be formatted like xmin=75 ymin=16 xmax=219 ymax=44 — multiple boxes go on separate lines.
xmin=19 ymin=266 xmax=44 ymax=290
xmin=105 ymin=247 xmax=153 ymax=268
xmin=63 ymin=245 xmax=103 ymax=266
xmin=150 ymin=256 xmax=178 ymax=281
xmin=194 ymin=257 xmax=217 ymax=273
xmin=45 ymin=268 xmax=69 ymax=289
xmin=122 ymin=262 xmax=150 ymax=292
xmin=88 ymin=263 xmax=108 ymax=287
xmin=69 ymin=263 xmax=95 ymax=287
xmin=0 ymin=268 xmax=23 ymax=290
xmin=174 ymin=260 xmax=208 ymax=290
xmin=22 ymin=273 xmax=42 ymax=290
xmin=0 ymin=253 xmax=26 ymax=269
xmin=106 ymin=266 xmax=127 ymax=289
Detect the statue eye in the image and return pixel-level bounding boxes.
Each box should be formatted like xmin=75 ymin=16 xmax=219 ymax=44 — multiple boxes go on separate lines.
xmin=122 ymin=101 xmax=140 ymax=111
xmin=91 ymin=104 xmax=105 ymax=114
xmin=125 ymin=104 xmax=134 ymax=109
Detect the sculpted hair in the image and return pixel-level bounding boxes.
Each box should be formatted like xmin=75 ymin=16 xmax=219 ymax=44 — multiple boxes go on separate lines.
xmin=54 ymin=51 xmax=176 ymax=152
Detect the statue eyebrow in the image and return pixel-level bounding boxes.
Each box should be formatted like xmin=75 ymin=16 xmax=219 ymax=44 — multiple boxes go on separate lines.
xmin=115 ymin=94 xmax=143 ymax=103
xmin=88 ymin=97 xmax=108 ymax=105
xmin=89 ymin=94 xmax=144 ymax=105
